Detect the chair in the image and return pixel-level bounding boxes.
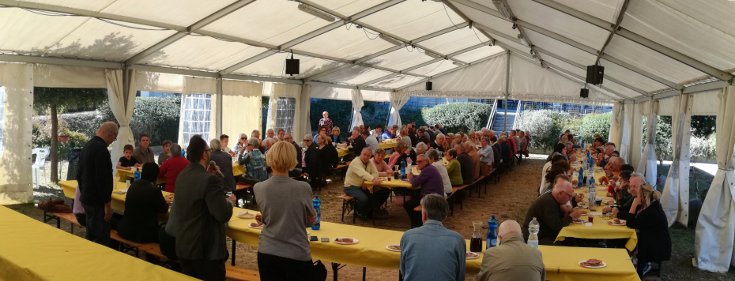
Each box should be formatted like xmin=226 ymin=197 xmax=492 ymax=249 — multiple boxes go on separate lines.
xmin=31 ymin=148 xmax=50 ymax=188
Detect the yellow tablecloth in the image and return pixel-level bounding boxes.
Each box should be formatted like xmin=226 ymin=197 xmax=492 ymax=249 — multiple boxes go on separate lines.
xmin=560 ymin=163 xmax=638 ymax=251
xmin=363 ymin=178 xmax=413 ymax=189
xmin=59 ymin=180 xmax=171 ymax=214
xmin=378 ymin=140 xmax=398 ymax=150
xmin=540 ymin=245 xmax=640 ymax=281
xmin=0 ymin=205 xmax=194 ymax=281
xmin=119 ymin=162 xmax=244 ymax=181
xmin=337 ymin=148 xmax=350 ymax=159
xmin=227 ymin=208 xmax=638 ymax=280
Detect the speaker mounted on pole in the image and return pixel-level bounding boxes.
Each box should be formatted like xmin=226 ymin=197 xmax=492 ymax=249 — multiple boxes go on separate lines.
xmin=425 ymin=81 xmax=433 ymax=91
xmin=586 ymin=65 xmax=604 ymax=85
xmin=285 ymin=51 xmax=299 ymax=76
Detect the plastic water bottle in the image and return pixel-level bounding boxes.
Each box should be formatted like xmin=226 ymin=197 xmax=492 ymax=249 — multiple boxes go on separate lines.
xmin=487 ymin=214 xmax=499 ymax=248
xmin=588 ymin=178 xmax=596 ymax=207
xmin=527 ymin=217 xmax=540 ymax=249
xmin=577 ymin=167 xmax=584 ymax=188
xmin=133 ymin=167 xmax=141 ymax=181
xmin=311 ymin=195 xmax=321 ymax=230
xmin=399 ymin=159 xmax=407 ymax=179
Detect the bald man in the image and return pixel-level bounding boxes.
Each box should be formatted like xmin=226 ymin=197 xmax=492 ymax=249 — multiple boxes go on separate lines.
xmin=78 ymin=121 xmax=118 ymax=245
xmin=476 ymin=220 xmax=545 ymax=281
xmin=522 ymin=175 xmax=584 ymax=244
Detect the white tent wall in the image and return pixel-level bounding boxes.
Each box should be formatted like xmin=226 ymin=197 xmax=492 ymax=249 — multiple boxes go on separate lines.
xmin=629 ymin=102 xmax=645 ymax=172
xmin=619 ymin=102 xmax=634 ymax=164
xmin=350 ymin=89 xmax=365 ymax=129
xmin=0 ymin=63 xmax=33 ymax=204
xmin=221 ymin=80 xmax=263 ymax=148
xmin=264 ymin=83 xmax=303 ymax=138
xmin=34 ymin=65 xmax=107 ymax=88
xmin=105 ymin=69 xmax=137 ymax=172
xmin=695 ymin=86 xmax=735 ymax=272
xmin=178 ymin=76 xmax=218 ymax=145
xmin=637 ymin=100 xmax=658 ymax=185
xmin=298 ymin=84 xmax=312 ymax=139
xmin=608 ymin=102 xmax=623 ymax=148
xmin=387 ymin=91 xmax=410 ymax=127
xmin=661 ymin=94 xmax=692 ymax=227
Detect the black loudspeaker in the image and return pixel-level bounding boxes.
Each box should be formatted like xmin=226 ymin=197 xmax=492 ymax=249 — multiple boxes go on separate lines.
xmin=285 ymin=58 xmax=300 ymax=75
xmin=580 ymin=88 xmax=589 ymax=98
xmin=425 ymin=81 xmax=432 ymax=91
xmin=586 ymin=65 xmax=604 ymax=85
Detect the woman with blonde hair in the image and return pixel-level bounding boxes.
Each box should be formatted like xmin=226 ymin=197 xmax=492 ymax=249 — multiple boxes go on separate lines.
xmin=254 ymin=141 xmax=317 ymax=280
xmin=623 ymin=175 xmax=671 ymax=277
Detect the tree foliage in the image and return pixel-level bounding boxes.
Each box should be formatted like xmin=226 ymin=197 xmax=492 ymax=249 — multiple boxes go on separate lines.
xmin=515 ymin=110 xmax=571 ymax=150
xmin=576 ymin=112 xmax=612 ymax=143
xmin=34 ymin=87 xmax=107 ymax=114
xmin=421 ymin=102 xmax=492 ymax=133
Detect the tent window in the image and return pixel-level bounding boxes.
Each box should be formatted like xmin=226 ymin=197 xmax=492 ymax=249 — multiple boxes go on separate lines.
xmin=275 ymin=97 xmax=296 ymax=134
xmin=181 ymin=94 xmax=211 ymax=146
xmin=0 ymin=86 xmax=4 ymax=156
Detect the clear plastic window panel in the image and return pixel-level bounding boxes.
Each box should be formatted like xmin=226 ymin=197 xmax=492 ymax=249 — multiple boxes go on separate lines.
xmin=182 ymin=94 xmax=211 ymax=146
xmin=275 ymin=97 xmax=296 ymax=134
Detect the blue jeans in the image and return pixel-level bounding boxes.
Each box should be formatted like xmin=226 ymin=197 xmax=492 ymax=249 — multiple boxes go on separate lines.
xmin=344 ymin=186 xmax=371 ymax=216
xmin=83 ymin=203 xmax=110 ymax=246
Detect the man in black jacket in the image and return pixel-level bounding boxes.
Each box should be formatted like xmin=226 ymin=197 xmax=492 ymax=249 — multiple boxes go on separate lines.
xmin=170 ymin=135 xmax=235 ymax=280
xmin=454 ymin=144 xmax=474 ymax=185
xmin=78 ymin=121 xmax=118 ymax=245
xmin=522 ymin=175 xmax=584 ymax=244
xmin=118 ymin=162 xmax=168 ymax=243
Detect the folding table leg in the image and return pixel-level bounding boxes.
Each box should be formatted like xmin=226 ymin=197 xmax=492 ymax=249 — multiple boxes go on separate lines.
xmin=231 ymin=240 xmax=236 ymax=266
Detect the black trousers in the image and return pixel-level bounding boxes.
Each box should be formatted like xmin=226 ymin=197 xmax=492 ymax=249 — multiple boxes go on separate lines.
xmin=82 ymin=204 xmax=110 ymax=246
xmin=403 ymin=196 xmax=422 ymax=229
xmin=181 ymin=258 xmax=226 ymax=281
xmin=258 ymin=252 xmax=315 ymax=281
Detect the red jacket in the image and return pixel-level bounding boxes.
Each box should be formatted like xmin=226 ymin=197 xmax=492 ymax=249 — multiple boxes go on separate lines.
xmin=159 ymin=156 xmax=189 ymax=193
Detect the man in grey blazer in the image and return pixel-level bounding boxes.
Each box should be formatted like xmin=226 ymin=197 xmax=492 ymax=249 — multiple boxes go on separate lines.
xmin=170 ymin=135 xmax=235 ymax=280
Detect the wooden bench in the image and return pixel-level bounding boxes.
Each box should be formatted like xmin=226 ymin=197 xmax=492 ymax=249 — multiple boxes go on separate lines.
xmin=110 ymin=229 xmax=159 ymax=257
xmin=45 ymin=211 xmax=83 ymax=234
xmin=225 ymin=265 xmax=260 ymax=281
xmin=447 ymin=185 xmax=469 ymax=215
xmin=337 ymin=194 xmax=357 ymax=223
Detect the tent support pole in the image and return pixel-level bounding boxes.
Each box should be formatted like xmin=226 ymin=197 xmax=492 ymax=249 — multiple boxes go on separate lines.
xmin=216 ymin=77 xmax=223 ymax=136
xmin=503 ymin=51 xmax=511 ymax=132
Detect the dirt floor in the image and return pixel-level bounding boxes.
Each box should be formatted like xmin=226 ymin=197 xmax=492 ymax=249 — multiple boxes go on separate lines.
xmin=11 ymin=155 xmax=735 ymax=280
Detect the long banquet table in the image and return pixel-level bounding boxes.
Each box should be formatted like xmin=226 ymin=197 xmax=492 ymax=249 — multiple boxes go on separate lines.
xmin=0 ymin=205 xmax=194 ymax=281
xmin=59 ymin=180 xmax=172 ymax=213
xmin=228 ymin=207 xmax=639 ymax=281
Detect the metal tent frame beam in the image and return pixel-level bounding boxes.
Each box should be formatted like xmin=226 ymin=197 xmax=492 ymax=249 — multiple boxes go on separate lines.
xmin=532 ymin=0 xmax=734 ymax=82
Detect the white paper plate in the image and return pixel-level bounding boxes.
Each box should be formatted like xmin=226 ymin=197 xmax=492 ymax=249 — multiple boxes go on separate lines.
xmin=334 ymin=237 xmax=359 ymax=245
xmin=578 ymin=260 xmax=607 ymax=269
xmin=114 ymin=188 xmax=128 ymax=194
xmin=385 ymin=244 xmax=401 ymax=252
xmin=466 ymin=252 xmax=480 ymax=260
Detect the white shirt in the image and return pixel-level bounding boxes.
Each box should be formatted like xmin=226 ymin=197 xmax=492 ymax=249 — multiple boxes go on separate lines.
xmin=539 ymin=161 xmax=553 ymax=194
xmin=432 ymin=161 xmax=452 ymax=195
xmin=479 ymin=145 xmax=494 ymax=166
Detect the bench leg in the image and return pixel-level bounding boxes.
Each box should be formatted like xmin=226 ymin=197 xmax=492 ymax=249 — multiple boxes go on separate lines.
xmin=363 ymin=267 xmax=366 ymax=281
xmin=231 ymin=239 xmax=237 ymax=266
xmin=341 ymin=201 xmax=346 ymax=222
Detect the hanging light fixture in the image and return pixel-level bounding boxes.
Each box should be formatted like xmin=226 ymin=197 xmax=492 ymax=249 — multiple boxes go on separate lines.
xmin=297 ymin=3 xmax=335 ymax=22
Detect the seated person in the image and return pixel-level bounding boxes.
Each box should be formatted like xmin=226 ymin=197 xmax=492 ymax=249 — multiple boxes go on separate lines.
xmin=522 ymin=175 xmax=584 ymax=245
xmin=382 ymin=125 xmax=398 ymax=140
xmin=158 ymin=144 xmax=188 ymax=193
xmin=372 ymin=149 xmax=392 ymax=176
xmin=405 ymin=154 xmax=445 ymax=228
xmin=445 ymin=149 xmax=463 ymax=186
xmin=157 ymin=140 xmax=172 ymax=165
xmin=210 ymin=139 xmax=235 ymax=192
xmin=347 ymin=129 xmax=367 ymax=158
xmin=238 ymin=138 xmax=268 ymax=184
xmin=620 ymin=175 xmax=671 ymax=277
xmin=400 ymin=194 xmax=465 ymax=281
xmin=331 ymin=127 xmax=343 ymax=144
xmin=426 ymin=149 xmax=452 ymax=196
xmin=475 ymin=220 xmax=544 ymax=281
xmin=117 ymin=163 xmax=169 ymax=243
xmin=117 ymin=144 xmax=140 ymax=170
xmin=343 ymin=148 xmax=384 ymax=219
xmin=455 ymin=144 xmax=474 ymax=185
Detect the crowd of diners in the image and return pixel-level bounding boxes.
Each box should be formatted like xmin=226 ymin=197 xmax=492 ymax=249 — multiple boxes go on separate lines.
xmin=73 ymin=113 xmax=669 ymax=280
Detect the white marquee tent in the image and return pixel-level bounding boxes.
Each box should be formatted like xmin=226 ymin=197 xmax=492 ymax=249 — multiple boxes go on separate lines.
xmin=0 ymin=0 xmax=733 ymax=272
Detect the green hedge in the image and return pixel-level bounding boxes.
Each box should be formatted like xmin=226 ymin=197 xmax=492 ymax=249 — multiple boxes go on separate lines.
xmin=576 ymin=112 xmax=612 ymax=143
xmin=421 ymin=102 xmax=491 ymax=132
xmin=515 ymin=110 xmax=571 ymax=151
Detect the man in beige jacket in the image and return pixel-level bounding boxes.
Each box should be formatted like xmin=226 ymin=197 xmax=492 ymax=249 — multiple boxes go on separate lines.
xmin=475 ymin=220 xmax=545 ymax=281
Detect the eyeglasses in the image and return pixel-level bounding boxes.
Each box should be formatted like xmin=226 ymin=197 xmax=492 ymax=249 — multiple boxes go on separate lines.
xmin=240 ymin=137 xmax=247 ymax=140
xmin=303 ymin=139 xmax=312 ymax=142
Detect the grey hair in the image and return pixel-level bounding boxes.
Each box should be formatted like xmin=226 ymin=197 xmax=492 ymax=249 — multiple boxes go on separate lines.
xmin=420 ymin=194 xmax=449 ymax=221
xmin=415 ymin=142 xmax=428 ymax=152
xmin=425 ymin=149 xmax=440 ymax=161
xmin=209 ymin=139 xmax=221 ymax=151
xmin=630 ymin=172 xmax=646 ymax=183
xmin=248 ymin=138 xmax=260 ymax=147
xmin=170 ymin=143 xmax=182 ymax=156
xmin=436 ymin=133 xmax=445 ymax=138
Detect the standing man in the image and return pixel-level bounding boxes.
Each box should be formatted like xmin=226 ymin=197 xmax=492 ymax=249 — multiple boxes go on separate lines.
xmin=400 ymin=194 xmax=465 ymax=281
xmin=171 ymin=135 xmax=235 ymax=280
xmin=133 ymin=133 xmax=155 ymax=164
xmin=475 ymin=220 xmax=545 ymax=281
xmin=318 ymin=111 xmax=334 ymax=134
xmin=78 ymin=121 xmax=118 ymax=245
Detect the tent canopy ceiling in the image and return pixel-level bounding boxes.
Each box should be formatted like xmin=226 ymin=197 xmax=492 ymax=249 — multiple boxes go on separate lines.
xmin=0 ymin=0 xmax=732 ymax=103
